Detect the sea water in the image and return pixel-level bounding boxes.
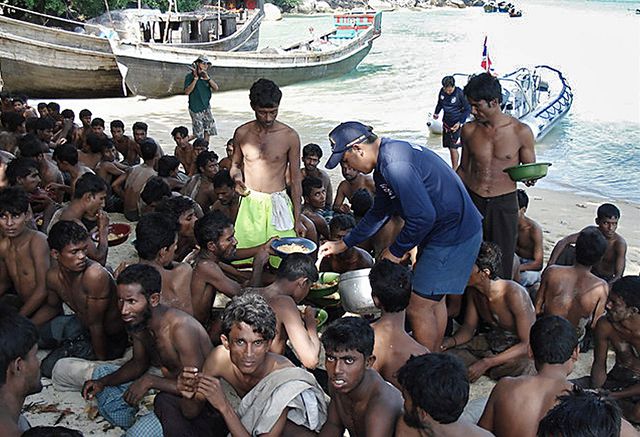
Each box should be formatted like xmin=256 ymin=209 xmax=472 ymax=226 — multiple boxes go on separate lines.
xmin=212 ymin=0 xmax=640 ymax=202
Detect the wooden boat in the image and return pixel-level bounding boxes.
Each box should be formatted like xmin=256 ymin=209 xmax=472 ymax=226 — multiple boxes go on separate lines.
xmin=0 ymin=1 xmax=263 ymax=98
xmin=111 ymin=12 xmax=383 ymax=98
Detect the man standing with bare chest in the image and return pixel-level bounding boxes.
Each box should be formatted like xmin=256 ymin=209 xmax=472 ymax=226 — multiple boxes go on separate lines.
xmin=231 ymin=79 xmax=304 ymax=264
xmin=458 ymin=73 xmax=536 ymax=279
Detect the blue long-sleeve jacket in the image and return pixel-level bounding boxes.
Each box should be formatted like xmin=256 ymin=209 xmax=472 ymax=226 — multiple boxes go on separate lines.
xmin=434 ymin=87 xmax=471 ymax=126
xmin=343 ymin=139 xmax=482 ymax=257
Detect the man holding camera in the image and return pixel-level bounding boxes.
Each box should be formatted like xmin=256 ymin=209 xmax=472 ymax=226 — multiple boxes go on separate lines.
xmin=184 ymin=56 xmax=219 ymax=143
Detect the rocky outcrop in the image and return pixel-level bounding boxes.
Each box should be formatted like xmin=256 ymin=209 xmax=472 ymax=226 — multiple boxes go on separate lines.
xmin=263 ymin=3 xmax=283 ymax=20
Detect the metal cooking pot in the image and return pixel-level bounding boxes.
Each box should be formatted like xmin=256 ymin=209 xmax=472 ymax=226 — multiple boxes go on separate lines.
xmin=338 ymin=268 xmax=377 ymax=315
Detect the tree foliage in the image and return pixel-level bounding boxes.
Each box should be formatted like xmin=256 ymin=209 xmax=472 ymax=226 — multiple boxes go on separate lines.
xmin=4 ymin=0 xmax=203 ymax=21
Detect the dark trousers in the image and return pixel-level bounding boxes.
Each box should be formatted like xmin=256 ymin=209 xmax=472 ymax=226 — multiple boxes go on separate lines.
xmin=155 ymin=392 xmax=228 ymax=437
xmin=467 ymin=189 xmax=518 ymax=279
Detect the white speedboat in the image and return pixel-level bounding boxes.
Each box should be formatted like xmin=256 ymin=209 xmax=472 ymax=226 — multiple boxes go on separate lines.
xmin=428 ymin=65 xmax=573 ymax=141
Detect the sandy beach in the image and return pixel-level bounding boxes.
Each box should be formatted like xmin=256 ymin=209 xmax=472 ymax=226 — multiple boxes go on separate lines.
xmin=21 ymin=94 xmax=640 ymax=434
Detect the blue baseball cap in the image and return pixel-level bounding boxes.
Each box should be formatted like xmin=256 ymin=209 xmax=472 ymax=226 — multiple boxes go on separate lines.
xmin=325 ymin=121 xmax=374 ymax=169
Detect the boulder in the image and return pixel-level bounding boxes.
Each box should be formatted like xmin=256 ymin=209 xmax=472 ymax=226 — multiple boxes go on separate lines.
xmin=448 ymin=0 xmax=467 ymax=6
xmin=295 ymin=0 xmax=317 ymax=13
xmin=368 ymin=0 xmax=394 ymax=10
xmin=263 ymin=3 xmax=283 ymax=20
xmin=315 ymin=0 xmax=333 ymax=12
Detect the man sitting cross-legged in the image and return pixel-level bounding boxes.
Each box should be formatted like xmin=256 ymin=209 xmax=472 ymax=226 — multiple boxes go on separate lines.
xmin=395 ymin=353 xmax=492 ymax=437
xmin=442 ymin=242 xmax=536 ymax=381
xmin=41 ymin=221 xmax=127 ymax=377
xmin=535 ymin=226 xmax=609 ymax=341
xmin=248 ymin=253 xmax=321 ymax=369
xmin=369 ymin=260 xmax=428 ymax=390
xmin=82 ymin=264 xmax=212 ymax=437
xmin=319 ymin=317 xmax=403 ymax=437
xmin=319 ymin=214 xmax=373 ymax=274
xmin=159 ymin=292 xmax=327 ymax=437
xmin=478 ymin=315 xmax=579 ymax=437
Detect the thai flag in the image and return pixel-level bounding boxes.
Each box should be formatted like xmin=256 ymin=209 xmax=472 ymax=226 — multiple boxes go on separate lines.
xmin=481 ymin=36 xmax=492 ymax=72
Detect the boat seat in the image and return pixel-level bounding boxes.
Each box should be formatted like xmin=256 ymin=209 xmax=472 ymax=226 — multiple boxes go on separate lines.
xmin=538 ymin=80 xmax=549 ymax=92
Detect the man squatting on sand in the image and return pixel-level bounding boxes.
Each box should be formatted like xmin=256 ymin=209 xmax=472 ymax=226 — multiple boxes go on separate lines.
xmin=0 ymin=74 xmax=634 ymax=436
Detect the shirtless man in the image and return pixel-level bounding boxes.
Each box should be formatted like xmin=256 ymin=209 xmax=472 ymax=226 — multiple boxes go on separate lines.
xmin=458 ymin=72 xmax=536 ymax=280
xmin=302 ymin=176 xmax=331 ymax=239
xmin=442 ymin=242 xmax=536 ymax=381
xmin=515 ymin=189 xmax=543 ymax=288
xmin=133 ymin=212 xmax=193 ymax=314
xmin=110 ymin=120 xmax=139 ymax=165
xmin=332 ymin=161 xmax=375 ymax=214
xmin=182 ymin=150 xmax=219 ymax=213
xmin=0 ymin=187 xmax=55 ymax=326
xmin=50 ymin=143 xmax=93 ymax=197
xmin=218 ymin=138 xmax=234 ymax=171
xmin=44 ymin=221 xmax=127 ymax=373
xmin=211 ymin=169 xmax=240 ymax=222
xmin=112 ymin=139 xmax=158 ymax=221
xmin=249 ymin=253 xmax=321 ymax=369
xmin=157 ymin=156 xmax=185 ymax=192
xmin=82 ymin=264 xmax=212 ymax=435
xmin=34 ymin=118 xmax=56 ymax=152
xmin=319 ymin=316 xmax=403 ymax=437
xmin=18 ymin=134 xmax=64 ymax=202
xmin=0 ymin=309 xmax=43 ymax=437
xmin=301 ymin=143 xmax=333 ymax=209
xmin=171 ymin=126 xmax=196 ymax=176
xmin=231 ymin=79 xmax=304 ymax=264
xmin=132 ymin=121 xmax=163 ymax=160
xmin=549 ymin=203 xmax=627 ymax=283
xmin=164 ymin=292 xmax=324 ymax=437
xmin=369 ymin=260 xmax=428 ymax=390
xmin=155 ymin=196 xmax=198 ymax=262
xmin=48 ymin=173 xmax=109 ymax=266
xmin=5 ymin=158 xmax=55 ymax=218
xmin=191 ymin=212 xmax=270 ymax=332
xmin=320 ymin=214 xmax=373 ymax=274
xmin=535 ymin=227 xmax=608 ymax=339
xmin=396 ymin=353 xmax=492 ymax=437
xmin=78 ymin=133 xmax=107 ymax=170
xmin=587 ymin=276 xmax=640 ymax=422
xmin=478 ymin=315 xmax=578 ymax=437
xmin=95 ymin=140 xmax=127 ymax=187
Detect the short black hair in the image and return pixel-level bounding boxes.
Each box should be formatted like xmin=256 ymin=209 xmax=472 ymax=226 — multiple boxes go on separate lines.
xmin=47 ymin=102 xmax=60 ymax=113
xmin=74 ymin=173 xmax=107 ymax=200
xmin=442 ymin=75 xmax=455 ymax=87
xmin=370 ymin=259 xmax=411 ymax=313
xmin=221 ymin=292 xmax=276 ymax=340
xmin=329 ymin=214 xmax=355 ymax=235
xmin=194 ymin=210 xmax=233 ymax=248
xmin=117 ymin=263 xmax=162 ymax=300
xmin=530 ymin=315 xmax=578 ymax=367
xmin=575 ymin=226 xmax=607 ymax=267
xmin=610 ymin=276 xmax=640 ymax=311
xmin=597 ymin=203 xmax=620 ymax=220
xmin=171 ymin=126 xmax=189 ymax=138
xmin=249 ymin=78 xmax=282 ymax=108
xmin=464 ymin=72 xmax=502 ymax=103
xmin=155 ymin=196 xmax=196 ymax=224
xmin=132 ymin=121 xmax=148 ymax=132
xmin=52 ymin=143 xmax=78 ymax=166
xmin=397 ymin=353 xmax=469 ymax=425
xmin=276 ymin=253 xmax=318 ymax=282
xmin=5 ymin=158 xmax=38 ymax=186
xmin=2 ymin=111 xmax=24 ymax=133
xmin=322 ymin=316 xmax=374 ymax=358
xmin=212 ymin=169 xmax=235 ymax=189
xmin=79 ymin=109 xmax=92 ymax=119
xmin=21 ymin=426 xmax=83 ymax=437
xmin=139 ymin=139 xmax=158 ymax=161
xmin=110 ymin=119 xmax=124 ymax=130
xmin=302 ymin=143 xmax=323 ymax=158
xmin=35 ymin=117 xmax=54 ymax=132
xmin=196 ymin=151 xmax=219 ymax=173
xmin=476 ymin=241 xmax=502 ymax=279
xmin=0 ymin=186 xmax=30 ymax=216
xmin=86 ymin=133 xmax=109 ymax=154
xmin=134 ymin=212 xmax=178 ymax=260
xmin=537 ymin=387 xmax=621 ymax=437
xmin=517 ymin=189 xmax=529 ymax=209
xmin=302 ymin=176 xmax=323 ymax=198
xmin=157 ymin=156 xmax=180 ymax=177
xmin=60 ymin=109 xmax=75 ymax=120
xmin=193 ymin=138 xmax=208 ymax=150
xmin=0 ymin=307 xmax=38 ymax=385
xmin=90 ymin=118 xmax=105 ymax=128
xmin=140 ymin=177 xmax=171 ymax=205
xmin=18 ymin=134 xmax=44 ymax=158
xmin=351 ymin=188 xmax=372 ymax=218
xmin=48 ymin=220 xmax=89 ymax=252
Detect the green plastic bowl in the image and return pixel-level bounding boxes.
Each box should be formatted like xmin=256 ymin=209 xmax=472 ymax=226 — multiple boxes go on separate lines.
xmin=309 ymin=272 xmax=340 ymax=298
xmin=316 ymin=309 xmax=329 ymax=328
xmin=503 ymin=162 xmax=552 ymax=182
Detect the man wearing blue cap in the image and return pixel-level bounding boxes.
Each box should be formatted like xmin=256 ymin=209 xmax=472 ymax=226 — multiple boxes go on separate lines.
xmin=319 ymin=122 xmax=482 ymax=351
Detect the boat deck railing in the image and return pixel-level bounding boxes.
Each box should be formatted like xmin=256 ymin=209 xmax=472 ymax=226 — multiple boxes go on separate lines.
xmin=531 ymin=65 xmax=573 ymax=120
